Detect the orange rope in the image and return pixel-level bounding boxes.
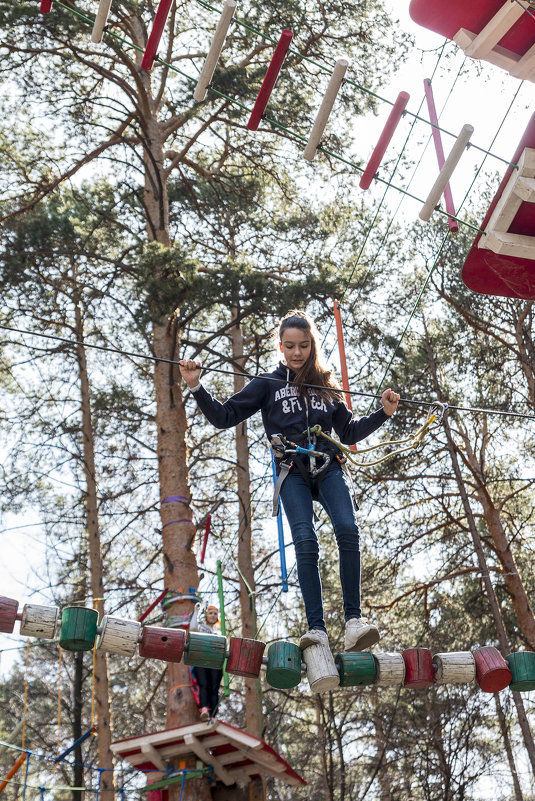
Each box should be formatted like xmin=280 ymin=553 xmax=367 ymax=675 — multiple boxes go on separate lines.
xmin=168 ymin=684 xmax=192 ymax=693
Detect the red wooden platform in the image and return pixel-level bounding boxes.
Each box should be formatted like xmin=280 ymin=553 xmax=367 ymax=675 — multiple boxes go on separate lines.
xmin=110 ymin=720 xmax=306 ymax=788
xmin=409 ymin=0 xmax=535 ymax=58
xmin=462 ymin=112 xmax=535 ymax=299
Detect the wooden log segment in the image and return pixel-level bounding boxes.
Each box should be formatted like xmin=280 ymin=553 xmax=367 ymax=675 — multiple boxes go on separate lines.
xmin=506 ymin=652 xmax=535 ymax=692
xmin=0 ymin=597 xmax=19 ymax=634
xmin=433 ymin=651 xmax=476 ymax=685
xmin=97 ymin=616 xmax=141 ymax=656
xmin=59 ymin=607 xmax=98 ymax=651
xmin=139 ymin=626 xmax=186 ymax=663
xmin=473 ymin=646 xmax=512 ymax=693
xmin=226 ymin=637 xmax=265 ymax=678
xmin=402 ymin=648 xmax=434 ymax=689
xmin=184 ymin=632 xmax=226 ymax=669
xmin=20 ymin=604 xmax=59 ymax=639
xmin=265 ymin=641 xmax=302 ymax=689
xmin=302 ymin=643 xmax=339 ymax=692
xmin=336 ymin=651 xmax=376 ymax=687
xmin=373 ymin=652 xmax=406 ymax=686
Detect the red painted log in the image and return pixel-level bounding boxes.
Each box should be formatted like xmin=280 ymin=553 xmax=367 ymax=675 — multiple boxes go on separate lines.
xmin=40 ymin=0 xmax=53 ymax=13
xmin=247 ymin=30 xmax=293 ymax=131
xmin=226 ymin=637 xmax=266 ymax=677
xmin=473 ymin=646 xmax=512 ymax=693
xmin=359 ymin=91 xmax=410 ymax=190
xmin=0 ymin=597 xmax=19 ymax=634
xmin=200 ymin=514 xmax=211 ymax=564
xmin=402 ymin=648 xmax=434 ymax=689
xmin=141 ymin=0 xmax=174 ymax=72
xmin=139 ymin=626 xmax=186 ymax=662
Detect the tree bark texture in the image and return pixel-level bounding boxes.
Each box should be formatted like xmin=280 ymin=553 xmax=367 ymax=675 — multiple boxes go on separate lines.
xmin=74 ymin=301 xmax=114 ymax=801
xmin=494 ymin=694 xmax=524 ymax=801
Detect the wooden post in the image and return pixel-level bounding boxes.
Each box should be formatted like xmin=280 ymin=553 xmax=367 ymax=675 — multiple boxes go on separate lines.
xmin=420 ymin=124 xmax=473 ymax=221
xmin=193 ymin=0 xmax=237 ymax=102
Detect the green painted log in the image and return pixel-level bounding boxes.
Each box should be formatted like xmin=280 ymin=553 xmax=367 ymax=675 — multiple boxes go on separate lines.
xmin=507 ymin=652 xmax=535 ymax=691
xmin=184 ymin=632 xmax=226 ymax=669
xmin=335 ymin=651 xmax=376 ymax=687
xmin=59 ymin=607 xmax=98 ymax=651
xmin=266 ymin=641 xmax=302 ymax=689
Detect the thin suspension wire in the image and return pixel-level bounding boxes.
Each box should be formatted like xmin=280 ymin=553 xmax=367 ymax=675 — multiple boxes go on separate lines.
xmin=368 ymin=79 xmax=526 ymax=408
xmin=49 ymin=0 xmax=484 ymax=233
xmin=322 ymin=42 xmax=451 ymax=353
xmin=3 ymin=324 xmax=535 ymax=419
xmin=193 ymin=0 xmax=516 ymax=167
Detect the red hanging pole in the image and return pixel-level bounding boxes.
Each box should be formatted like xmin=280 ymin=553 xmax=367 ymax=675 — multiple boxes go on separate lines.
xmin=200 ymin=514 xmax=211 ymax=565
xmin=359 ymin=91 xmax=410 ymax=190
xmin=141 ymin=0 xmax=174 ymax=72
xmin=423 ymin=78 xmax=459 ymax=234
xmin=40 ymin=0 xmax=53 ymax=13
xmin=138 ymin=587 xmax=169 ymax=623
xmin=247 ymin=29 xmax=293 ymax=131
xmin=333 ymin=300 xmax=352 ymax=411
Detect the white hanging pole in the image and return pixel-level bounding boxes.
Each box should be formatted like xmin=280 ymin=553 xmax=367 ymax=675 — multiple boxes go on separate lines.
xmin=420 ymin=124 xmax=474 ymax=222
xmin=92 ymin=0 xmax=113 ymax=43
xmin=194 ymin=0 xmax=237 ymax=102
xmin=303 ymin=57 xmax=349 ymax=162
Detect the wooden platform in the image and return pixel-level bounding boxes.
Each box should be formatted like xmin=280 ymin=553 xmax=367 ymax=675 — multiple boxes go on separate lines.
xmin=462 ymin=112 xmax=535 ymax=299
xmin=110 ymin=720 xmax=306 ymax=788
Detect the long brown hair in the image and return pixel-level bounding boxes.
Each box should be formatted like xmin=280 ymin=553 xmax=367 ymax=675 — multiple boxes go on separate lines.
xmin=278 ymin=310 xmax=344 ymax=402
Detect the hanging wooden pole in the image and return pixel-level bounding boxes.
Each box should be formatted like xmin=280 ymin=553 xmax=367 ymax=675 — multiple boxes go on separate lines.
xmin=423 ymin=78 xmax=458 ymax=233
xmin=359 ymin=91 xmax=409 ymax=190
xmin=420 ymin=124 xmax=474 ymax=221
xmin=141 ymin=0 xmax=174 ymax=71
xmin=193 ymin=0 xmax=237 ymax=101
xmin=200 ymin=515 xmax=211 ymax=565
xmin=247 ymin=29 xmax=293 ymax=131
xmin=0 ymin=754 xmax=28 ymax=795
xmin=303 ymin=58 xmax=349 ymax=161
xmin=92 ymin=0 xmax=114 ymax=44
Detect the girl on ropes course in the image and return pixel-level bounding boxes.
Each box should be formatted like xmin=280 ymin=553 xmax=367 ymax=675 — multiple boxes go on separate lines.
xmin=179 ymin=310 xmax=400 ymax=652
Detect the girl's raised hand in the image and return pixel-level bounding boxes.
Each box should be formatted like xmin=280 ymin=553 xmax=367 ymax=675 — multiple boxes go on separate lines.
xmin=179 ymin=358 xmax=202 ymax=388
xmin=381 ymin=388 xmax=400 ymax=416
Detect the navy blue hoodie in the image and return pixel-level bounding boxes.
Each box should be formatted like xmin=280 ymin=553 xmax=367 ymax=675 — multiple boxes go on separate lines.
xmin=192 ymin=362 xmax=389 ymax=452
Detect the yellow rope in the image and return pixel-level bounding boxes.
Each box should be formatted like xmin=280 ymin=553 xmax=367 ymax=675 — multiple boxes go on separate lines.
xmin=310 ymin=405 xmax=443 ymax=469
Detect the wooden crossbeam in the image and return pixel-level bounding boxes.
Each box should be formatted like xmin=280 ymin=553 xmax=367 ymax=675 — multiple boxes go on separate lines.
xmin=463 ymin=1 xmax=524 ymax=58
xmin=184 ymin=734 xmax=234 ymax=786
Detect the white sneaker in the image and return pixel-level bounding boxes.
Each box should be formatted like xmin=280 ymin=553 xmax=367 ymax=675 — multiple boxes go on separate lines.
xmin=344 ymin=618 xmax=380 ymax=652
xmin=300 ymin=628 xmax=329 ymax=650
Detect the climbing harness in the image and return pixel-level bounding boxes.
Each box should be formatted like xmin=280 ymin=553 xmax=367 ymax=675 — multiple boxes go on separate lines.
xmin=270 ymin=431 xmax=343 ymax=516
xmin=310 ymin=401 xmax=448 ymax=469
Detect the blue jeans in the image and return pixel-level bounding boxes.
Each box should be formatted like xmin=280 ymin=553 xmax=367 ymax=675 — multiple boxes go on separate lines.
xmin=280 ymin=466 xmax=361 ymax=632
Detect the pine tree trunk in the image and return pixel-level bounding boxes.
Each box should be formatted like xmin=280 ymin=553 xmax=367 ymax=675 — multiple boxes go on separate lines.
xmin=143 ymin=122 xmax=210 ymax=801
xmin=230 ymin=308 xmax=263 ymax=743
xmin=494 ymin=695 xmax=524 ymax=801
xmin=74 ymin=301 xmax=114 ymax=801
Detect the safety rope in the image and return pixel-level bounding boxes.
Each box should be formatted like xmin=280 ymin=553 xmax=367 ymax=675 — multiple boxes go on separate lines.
xmin=310 ymin=402 xmax=447 ymax=468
